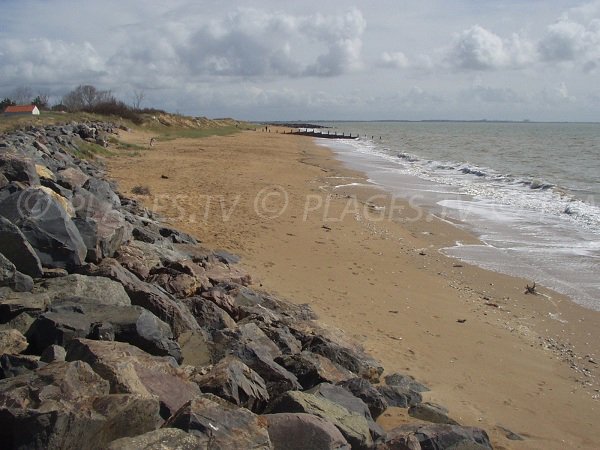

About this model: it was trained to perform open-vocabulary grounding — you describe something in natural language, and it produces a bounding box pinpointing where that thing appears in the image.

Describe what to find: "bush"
[84,100,144,125]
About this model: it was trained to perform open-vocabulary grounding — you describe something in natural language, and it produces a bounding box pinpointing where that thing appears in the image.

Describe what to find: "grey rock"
[40,344,67,363]
[0,354,45,379]
[164,393,271,449]
[265,413,350,450]
[266,390,373,450]
[182,295,237,331]
[376,385,423,408]
[66,338,200,419]
[26,299,181,361]
[0,153,40,185]
[35,274,131,307]
[56,166,89,190]
[305,335,384,383]
[308,383,385,441]
[338,377,388,419]
[196,355,269,412]
[83,177,121,208]
[377,424,492,450]
[0,252,34,292]
[384,372,429,393]
[0,188,86,269]
[0,290,49,323]
[408,402,459,425]
[275,351,355,390]
[107,428,206,450]
[0,216,43,277]
[0,360,161,449]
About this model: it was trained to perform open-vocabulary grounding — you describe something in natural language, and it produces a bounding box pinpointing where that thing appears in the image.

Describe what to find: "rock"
[0,188,86,269]
[206,262,252,286]
[0,360,161,449]
[1,311,35,335]
[408,402,459,425]
[266,390,373,450]
[0,290,49,323]
[83,177,121,208]
[35,164,56,181]
[146,269,200,298]
[178,330,213,367]
[39,185,75,217]
[384,372,429,393]
[195,355,269,412]
[107,428,206,450]
[164,393,271,449]
[265,413,350,450]
[56,167,90,191]
[497,425,525,441]
[0,153,40,185]
[377,424,493,450]
[213,323,301,398]
[0,216,43,277]
[181,295,237,331]
[275,351,355,390]
[0,173,8,189]
[259,323,303,355]
[308,383,385,441]
[338,377,388,419]
[0,353,45,378]
[66,338,200,419]
[376,385,423,408]
[0,252,34,292]
[157,226,198,245]
[35,274,131,307]
[78,259,198,338]
[0,329,28,355]
[26,299,181,361]
[40,344,67,363]
[305,335,383,383]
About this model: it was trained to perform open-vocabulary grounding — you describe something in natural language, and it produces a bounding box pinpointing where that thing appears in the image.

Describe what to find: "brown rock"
[107,428,207,450]
[265,413,350,450]
[0,329,28,355]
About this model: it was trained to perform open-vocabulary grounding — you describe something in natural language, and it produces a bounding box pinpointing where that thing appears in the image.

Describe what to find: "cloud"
[110,7,366,81]
[460,85,522,104]
[378,51,409,69]
[448,25,535,70]
[0,38,106,88]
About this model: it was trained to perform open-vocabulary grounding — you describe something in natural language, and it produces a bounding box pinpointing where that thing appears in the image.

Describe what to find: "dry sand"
[108,128,600,449]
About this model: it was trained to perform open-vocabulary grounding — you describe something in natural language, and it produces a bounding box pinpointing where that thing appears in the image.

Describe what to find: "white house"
[3,105,41,116]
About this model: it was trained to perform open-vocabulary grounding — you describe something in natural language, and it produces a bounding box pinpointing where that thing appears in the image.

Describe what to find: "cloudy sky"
[1,0,600,121]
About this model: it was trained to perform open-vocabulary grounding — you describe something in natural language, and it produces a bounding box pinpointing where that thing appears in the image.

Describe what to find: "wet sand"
[107,128,600,449]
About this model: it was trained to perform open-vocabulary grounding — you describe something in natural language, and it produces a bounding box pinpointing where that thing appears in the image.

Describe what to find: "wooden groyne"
[288,129,359,140]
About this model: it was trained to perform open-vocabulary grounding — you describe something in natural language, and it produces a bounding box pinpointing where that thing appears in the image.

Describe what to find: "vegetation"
[67,141,114,160]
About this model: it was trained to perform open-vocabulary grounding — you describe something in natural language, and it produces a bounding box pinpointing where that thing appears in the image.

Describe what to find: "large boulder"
[0,153,40,185]
[265,413,350,450]
[0,216,43,277]
[0,353,45,379]
[384,373,430,393]
[164,393,272,449]
[213,323,301,398]
[34,274,131,307]
[195,355,269,412]
[408,402,460,425]
[107,428,206,450]
[26,299,181,361]
[182,295,237,331]
[0,360,160,450]
[275,351,355,390]
[377,424,492,450]
[308,383,385,441]
[267,390,372,450]
[0,252,33,292]
[0,188,86,269]
[338,377,388,419]
[78,259,198,338]
[304,335,383,383]
[65,338,200,419]
[376,385,423,408]
[0,329,28,355]
[56,166,89,190]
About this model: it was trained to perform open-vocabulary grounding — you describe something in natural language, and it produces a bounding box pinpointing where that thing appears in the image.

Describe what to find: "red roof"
[4,105,37,113]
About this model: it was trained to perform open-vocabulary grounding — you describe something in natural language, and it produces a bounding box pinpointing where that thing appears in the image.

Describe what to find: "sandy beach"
[107,128,600,449]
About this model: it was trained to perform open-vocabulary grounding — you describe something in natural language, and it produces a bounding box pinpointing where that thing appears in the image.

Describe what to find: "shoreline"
[108,128,600,449]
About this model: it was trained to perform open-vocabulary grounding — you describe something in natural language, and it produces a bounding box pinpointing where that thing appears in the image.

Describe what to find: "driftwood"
[525,282,537,295]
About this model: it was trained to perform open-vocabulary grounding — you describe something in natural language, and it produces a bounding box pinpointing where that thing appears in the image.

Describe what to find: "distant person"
[149,137,156,147]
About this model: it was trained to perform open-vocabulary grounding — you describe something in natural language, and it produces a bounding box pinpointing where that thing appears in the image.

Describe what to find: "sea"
[313,121,600,311]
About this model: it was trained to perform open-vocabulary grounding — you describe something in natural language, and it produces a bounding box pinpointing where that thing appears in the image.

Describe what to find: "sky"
[1,0,600,121]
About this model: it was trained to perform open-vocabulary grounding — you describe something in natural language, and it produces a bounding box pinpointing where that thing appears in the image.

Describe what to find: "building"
[3,105,41,116]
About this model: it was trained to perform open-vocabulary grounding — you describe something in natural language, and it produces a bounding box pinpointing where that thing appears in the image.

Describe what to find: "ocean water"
[315,121,600,311]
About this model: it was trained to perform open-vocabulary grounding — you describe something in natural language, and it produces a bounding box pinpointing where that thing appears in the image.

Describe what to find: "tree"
[0,98,16,110]
[11,86,33,105]
[132,89,145,110]
[32,93,49,109]
[62,85,114,111]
